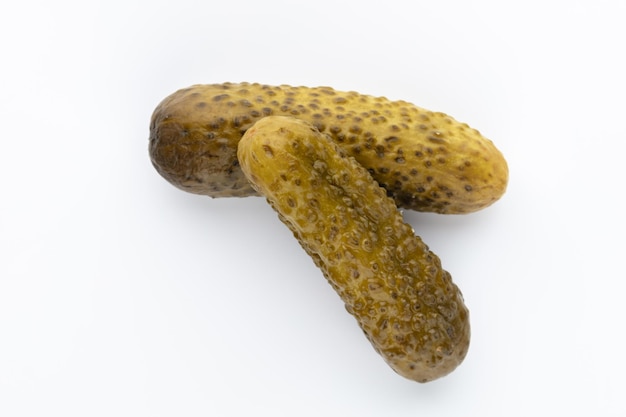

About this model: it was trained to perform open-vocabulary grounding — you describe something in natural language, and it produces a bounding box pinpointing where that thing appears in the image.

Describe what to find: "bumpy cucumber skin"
[149,82,508,214]
[237,116,470,383]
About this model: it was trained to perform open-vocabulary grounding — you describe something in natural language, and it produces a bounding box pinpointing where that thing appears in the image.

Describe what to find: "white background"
[1,0,625,415]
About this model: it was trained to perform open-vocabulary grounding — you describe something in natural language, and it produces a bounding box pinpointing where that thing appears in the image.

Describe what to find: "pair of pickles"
[149,82,508,383]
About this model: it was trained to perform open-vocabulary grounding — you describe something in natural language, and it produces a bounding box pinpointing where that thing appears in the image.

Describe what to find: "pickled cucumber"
[237,116,470,382]
[149,82,508,214]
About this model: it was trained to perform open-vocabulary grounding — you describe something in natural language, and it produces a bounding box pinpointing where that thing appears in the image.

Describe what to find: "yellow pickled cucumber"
[149,82,508,214]
[237,116,470,382]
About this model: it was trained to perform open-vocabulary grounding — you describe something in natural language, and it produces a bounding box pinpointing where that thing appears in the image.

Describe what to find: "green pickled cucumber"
[149,82,508,214]
[237,115,470,383]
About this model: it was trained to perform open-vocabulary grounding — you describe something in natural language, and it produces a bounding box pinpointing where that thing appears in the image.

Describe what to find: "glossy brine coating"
[237,116,470,382]
[149,82,508,214]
